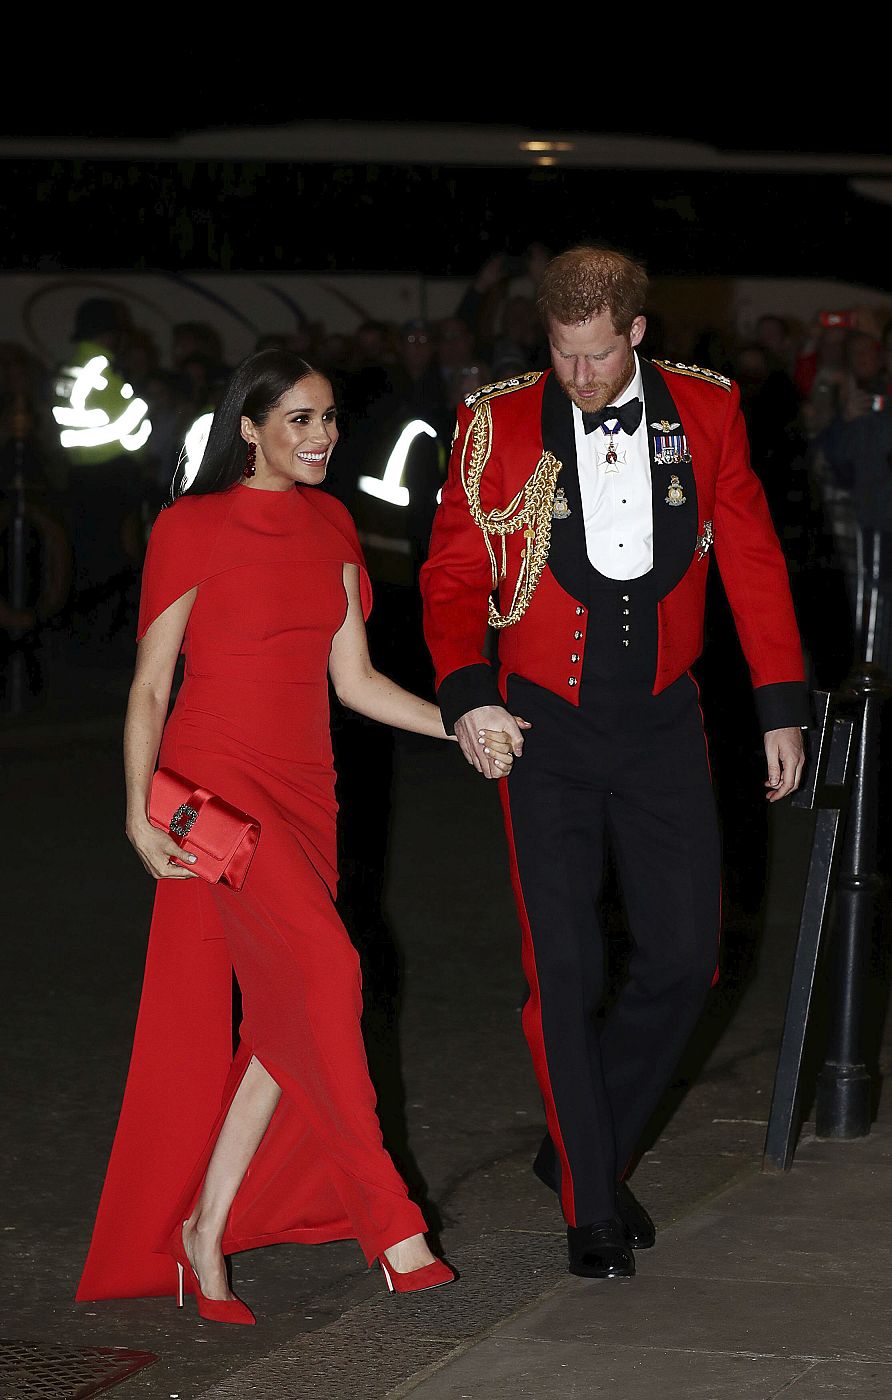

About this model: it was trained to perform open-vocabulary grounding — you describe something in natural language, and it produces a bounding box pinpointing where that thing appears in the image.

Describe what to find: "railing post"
[815,663,890,1138]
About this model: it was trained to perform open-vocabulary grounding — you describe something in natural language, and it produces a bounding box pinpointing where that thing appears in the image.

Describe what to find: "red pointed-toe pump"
[378,1253,455,1294]
[171,1223,256,1326]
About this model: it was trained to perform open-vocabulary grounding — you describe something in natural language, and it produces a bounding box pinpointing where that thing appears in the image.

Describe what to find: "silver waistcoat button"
[568,677,577,686]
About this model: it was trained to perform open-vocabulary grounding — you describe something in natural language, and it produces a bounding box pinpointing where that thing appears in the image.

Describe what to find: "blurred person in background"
[316,330,350,378]
[388,319,451,438]
[339,319,394,431]
[0,394,72,706]
[733,341,804,533]
[53,297,152,649]
[454,247,551,375]
[142,369,196,507]
[755,313,796,374]
[434,314,477,384]
[171,322,226,377]
[490,295,548,378]
[817,346,892,673]
[798,318,852,432]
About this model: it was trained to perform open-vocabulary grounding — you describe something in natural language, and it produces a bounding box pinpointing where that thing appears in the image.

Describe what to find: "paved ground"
[2,636,890,1399]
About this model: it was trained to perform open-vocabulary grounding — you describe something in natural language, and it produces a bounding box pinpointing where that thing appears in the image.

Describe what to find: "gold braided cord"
[460,399,563,629]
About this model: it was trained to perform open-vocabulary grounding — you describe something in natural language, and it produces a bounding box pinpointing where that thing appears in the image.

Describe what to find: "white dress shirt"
[572,353,653,580]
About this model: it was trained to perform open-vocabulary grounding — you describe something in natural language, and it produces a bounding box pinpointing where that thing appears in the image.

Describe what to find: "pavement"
[2,637,891,1399]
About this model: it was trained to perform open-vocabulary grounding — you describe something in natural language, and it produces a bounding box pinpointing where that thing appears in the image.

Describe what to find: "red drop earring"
[244,443,257,479]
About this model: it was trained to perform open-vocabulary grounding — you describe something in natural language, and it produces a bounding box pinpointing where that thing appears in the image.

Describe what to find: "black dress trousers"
[503,567,721,1227]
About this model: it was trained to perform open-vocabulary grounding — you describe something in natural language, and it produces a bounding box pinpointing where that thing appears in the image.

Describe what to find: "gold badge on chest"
[665,475,687,507]
[552,486,571,519]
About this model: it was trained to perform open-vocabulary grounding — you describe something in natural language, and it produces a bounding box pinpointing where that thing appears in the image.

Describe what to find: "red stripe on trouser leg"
[499,783,577,1227]
[686,669,722,988]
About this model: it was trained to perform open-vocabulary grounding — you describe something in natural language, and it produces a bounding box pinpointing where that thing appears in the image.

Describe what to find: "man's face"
[437,317,474,370]
[548,310,645,412]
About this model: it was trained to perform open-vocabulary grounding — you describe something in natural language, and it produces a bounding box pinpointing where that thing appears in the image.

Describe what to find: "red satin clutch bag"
[148,768,260,890]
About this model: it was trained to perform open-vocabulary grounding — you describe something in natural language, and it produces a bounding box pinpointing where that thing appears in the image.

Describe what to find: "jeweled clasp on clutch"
[170,803,199,837]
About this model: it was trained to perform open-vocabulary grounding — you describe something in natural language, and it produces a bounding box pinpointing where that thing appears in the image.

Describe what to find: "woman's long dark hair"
[172,348,316,499]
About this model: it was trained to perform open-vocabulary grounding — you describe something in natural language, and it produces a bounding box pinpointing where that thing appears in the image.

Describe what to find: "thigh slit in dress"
[76,483,426,1303]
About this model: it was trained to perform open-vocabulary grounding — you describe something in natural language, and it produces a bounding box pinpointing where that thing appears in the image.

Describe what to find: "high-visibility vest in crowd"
[52,339,152,467]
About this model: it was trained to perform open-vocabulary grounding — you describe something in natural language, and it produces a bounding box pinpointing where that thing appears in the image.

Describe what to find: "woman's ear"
[240,415,257,446]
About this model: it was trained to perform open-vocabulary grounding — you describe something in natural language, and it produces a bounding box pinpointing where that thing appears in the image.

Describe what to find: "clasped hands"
[456,710,806,799]
[455,706,531,780]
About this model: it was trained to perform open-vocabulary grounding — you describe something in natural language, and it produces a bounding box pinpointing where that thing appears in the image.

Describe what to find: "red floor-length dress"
[76,482,427,1302]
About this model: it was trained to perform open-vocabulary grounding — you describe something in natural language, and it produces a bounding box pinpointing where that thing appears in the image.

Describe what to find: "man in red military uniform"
[420,246,807,1280]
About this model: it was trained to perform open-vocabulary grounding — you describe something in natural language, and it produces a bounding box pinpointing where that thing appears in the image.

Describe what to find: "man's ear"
[629,315,647,350]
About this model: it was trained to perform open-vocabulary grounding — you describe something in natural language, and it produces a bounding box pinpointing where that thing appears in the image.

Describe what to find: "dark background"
[5,109,891,281]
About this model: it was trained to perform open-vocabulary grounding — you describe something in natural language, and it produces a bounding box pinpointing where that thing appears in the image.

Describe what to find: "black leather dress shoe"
[567,1220,636,1278]
[615,1180,656,1250]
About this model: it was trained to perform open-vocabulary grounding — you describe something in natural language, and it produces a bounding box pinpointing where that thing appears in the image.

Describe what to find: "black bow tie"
[582,397,643,436]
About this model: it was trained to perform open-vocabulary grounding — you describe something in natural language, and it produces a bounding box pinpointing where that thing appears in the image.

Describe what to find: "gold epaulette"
[459,384,561,629]
[654,360,732,392]
[463,370,545,410]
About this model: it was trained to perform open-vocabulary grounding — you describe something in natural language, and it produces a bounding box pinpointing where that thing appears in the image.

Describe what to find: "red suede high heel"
[378,1253,455,1294]
[172,1222,256,1325]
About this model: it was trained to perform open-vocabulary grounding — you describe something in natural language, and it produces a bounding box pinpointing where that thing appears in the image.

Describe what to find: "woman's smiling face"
[242,373,338,489]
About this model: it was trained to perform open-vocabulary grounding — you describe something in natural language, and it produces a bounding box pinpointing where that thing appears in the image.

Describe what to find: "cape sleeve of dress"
[312,491,373,620]
[136,494,232,641]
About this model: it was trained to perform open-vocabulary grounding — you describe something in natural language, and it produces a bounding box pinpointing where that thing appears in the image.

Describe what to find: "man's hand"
[764,726,806,802]
[455,706,531,780]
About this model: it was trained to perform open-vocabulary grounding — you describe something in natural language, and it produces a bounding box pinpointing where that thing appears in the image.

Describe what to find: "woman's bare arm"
[328,565,449,740]
[124,588,200,878]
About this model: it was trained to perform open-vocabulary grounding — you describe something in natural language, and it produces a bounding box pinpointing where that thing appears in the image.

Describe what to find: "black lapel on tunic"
[540,371,589,602]
[640,358,698,598]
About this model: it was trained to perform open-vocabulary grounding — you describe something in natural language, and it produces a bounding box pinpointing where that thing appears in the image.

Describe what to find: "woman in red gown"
[76,350,515,1321]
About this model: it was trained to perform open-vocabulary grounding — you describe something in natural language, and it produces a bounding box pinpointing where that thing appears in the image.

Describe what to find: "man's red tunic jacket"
[420,360,808,734]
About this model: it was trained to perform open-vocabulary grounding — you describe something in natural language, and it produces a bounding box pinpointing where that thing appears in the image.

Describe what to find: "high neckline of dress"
[235,481,300,497]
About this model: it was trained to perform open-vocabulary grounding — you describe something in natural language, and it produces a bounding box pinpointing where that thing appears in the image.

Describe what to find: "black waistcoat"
[539,362,696,700]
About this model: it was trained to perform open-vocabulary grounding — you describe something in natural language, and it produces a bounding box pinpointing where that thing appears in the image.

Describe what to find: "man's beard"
[558,346,636,413]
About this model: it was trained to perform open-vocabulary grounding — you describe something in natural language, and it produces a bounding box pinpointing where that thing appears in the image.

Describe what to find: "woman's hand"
[479,728,518,777]
[126,818,199,880]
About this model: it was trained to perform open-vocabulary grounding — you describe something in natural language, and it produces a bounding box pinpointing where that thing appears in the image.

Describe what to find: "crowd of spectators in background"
[2,247,892,710]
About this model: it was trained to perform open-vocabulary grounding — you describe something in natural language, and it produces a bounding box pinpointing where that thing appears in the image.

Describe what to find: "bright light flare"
[359,419,437,507]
